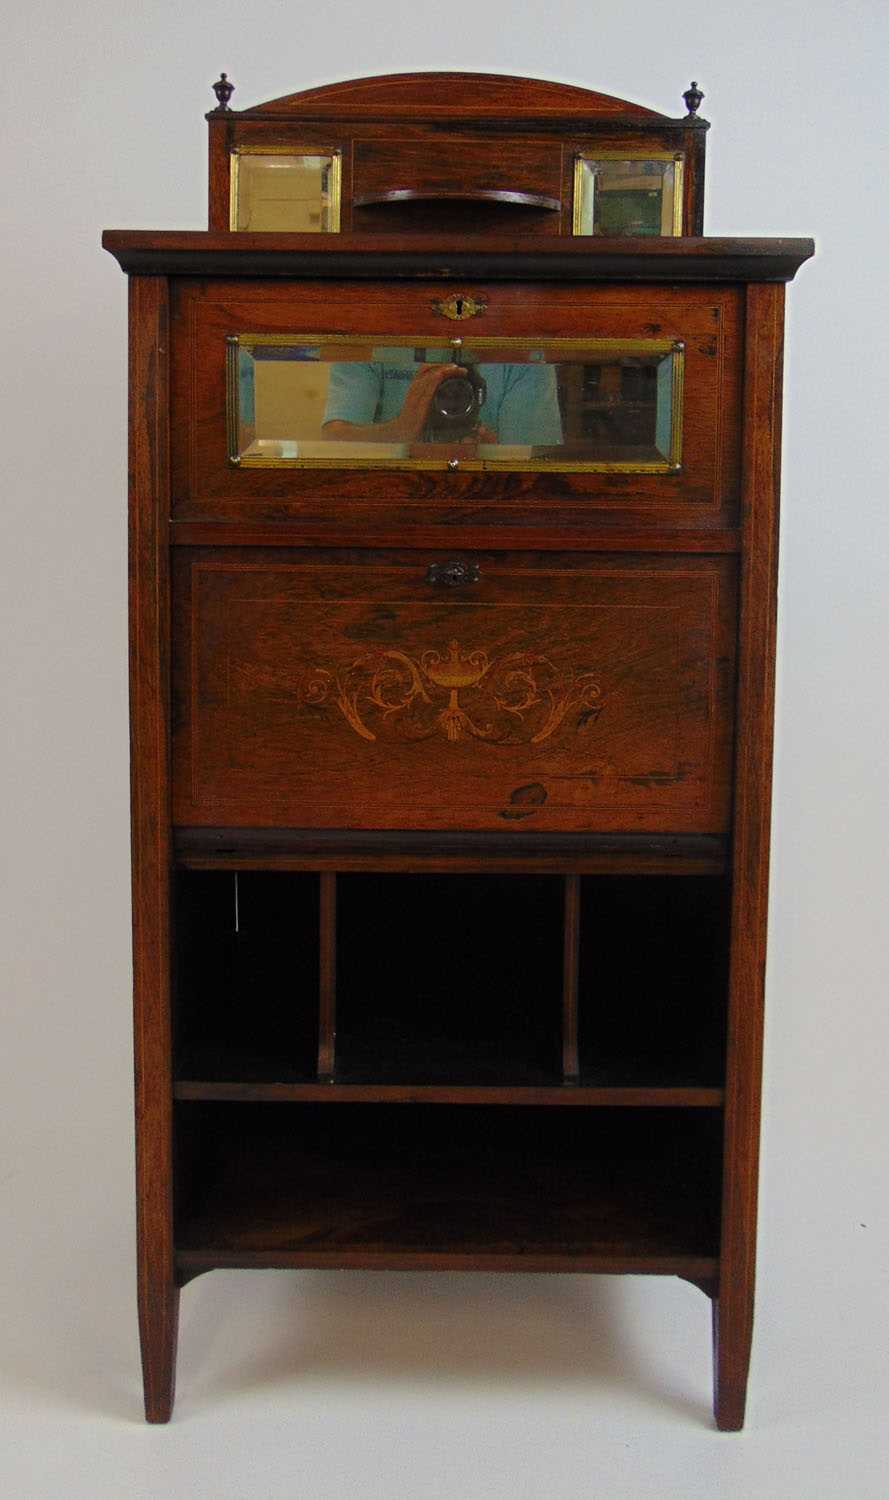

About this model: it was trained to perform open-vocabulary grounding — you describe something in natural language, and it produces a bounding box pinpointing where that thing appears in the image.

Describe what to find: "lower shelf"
[174,1080,724,1106]
[175,1104,721,1278]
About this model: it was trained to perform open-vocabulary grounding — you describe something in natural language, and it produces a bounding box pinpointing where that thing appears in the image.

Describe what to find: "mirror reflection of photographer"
[321,346,562,446]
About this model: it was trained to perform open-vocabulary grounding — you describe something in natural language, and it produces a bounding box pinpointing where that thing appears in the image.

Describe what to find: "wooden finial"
[683,81,705,117]
[211,72,235,111]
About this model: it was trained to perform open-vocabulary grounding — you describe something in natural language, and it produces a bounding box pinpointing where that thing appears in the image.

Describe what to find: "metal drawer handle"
[425,560,481,588]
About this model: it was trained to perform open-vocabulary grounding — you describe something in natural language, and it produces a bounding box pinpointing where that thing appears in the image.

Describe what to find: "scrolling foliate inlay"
[257,641,604,746]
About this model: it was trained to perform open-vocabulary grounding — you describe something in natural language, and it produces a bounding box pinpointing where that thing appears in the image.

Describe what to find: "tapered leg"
[139,1279,180,1423]
[712,1290,752,1431]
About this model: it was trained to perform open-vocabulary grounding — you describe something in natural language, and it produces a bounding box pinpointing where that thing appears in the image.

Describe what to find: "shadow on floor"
[178,1268,713,1425]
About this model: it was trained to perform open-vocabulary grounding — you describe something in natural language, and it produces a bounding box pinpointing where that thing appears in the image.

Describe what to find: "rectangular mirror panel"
[573,156,683,237]
[227,336,683,472]
[230,151,341,232]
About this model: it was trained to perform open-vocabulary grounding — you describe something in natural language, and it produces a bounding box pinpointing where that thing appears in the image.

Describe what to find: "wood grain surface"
[713,282,786,1431]
[128,276,178,1423]
[107,68,813,1427]
[171,549,737,832]
[169,279,741,521]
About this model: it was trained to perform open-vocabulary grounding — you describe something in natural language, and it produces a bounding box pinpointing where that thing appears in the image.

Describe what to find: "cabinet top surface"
[102,231,814,282]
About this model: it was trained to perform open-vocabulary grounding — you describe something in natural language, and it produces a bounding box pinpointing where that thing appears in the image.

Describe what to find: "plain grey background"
[2,0,887,1494]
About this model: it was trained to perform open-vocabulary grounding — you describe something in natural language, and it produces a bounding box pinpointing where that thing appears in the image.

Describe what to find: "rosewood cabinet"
[103,70,812,1428]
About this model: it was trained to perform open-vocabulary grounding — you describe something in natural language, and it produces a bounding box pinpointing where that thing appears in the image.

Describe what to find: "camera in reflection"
[422,351,487,442]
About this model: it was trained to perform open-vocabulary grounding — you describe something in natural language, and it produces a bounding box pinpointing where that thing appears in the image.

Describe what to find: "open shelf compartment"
[334,873,562,1085]
[175,1102,722,1275]
[174,870,320,1082]
[173,866,728,1098]
[576,876,729,1089]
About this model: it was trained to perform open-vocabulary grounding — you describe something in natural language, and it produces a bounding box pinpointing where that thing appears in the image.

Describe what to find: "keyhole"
[455,298,463,318]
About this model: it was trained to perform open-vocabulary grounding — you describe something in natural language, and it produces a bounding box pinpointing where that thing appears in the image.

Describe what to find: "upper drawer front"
[170,281,742,524]
[172,550,737,833]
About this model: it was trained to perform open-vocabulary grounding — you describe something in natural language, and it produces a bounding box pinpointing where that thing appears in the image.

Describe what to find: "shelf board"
[175,1078,723,1106]
[176,1049,317,1086]
[353,188,562,212]
[177,1246,718,1276]
[332,1028,559,1089]
[174,828,728,876]
[175,1104,721,1276]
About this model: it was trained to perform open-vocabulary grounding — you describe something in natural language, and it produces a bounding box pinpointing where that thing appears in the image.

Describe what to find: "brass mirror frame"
[572,152,685,238]
[225,333,685,473]
[229,146,343,232]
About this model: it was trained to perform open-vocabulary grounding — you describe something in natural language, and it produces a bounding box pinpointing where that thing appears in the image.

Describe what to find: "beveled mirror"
[230,149,342,231]
[573,155,683,237]
[227,334,684,472]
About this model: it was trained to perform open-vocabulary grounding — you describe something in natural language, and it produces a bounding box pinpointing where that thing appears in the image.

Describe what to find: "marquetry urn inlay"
[288,640,603,745]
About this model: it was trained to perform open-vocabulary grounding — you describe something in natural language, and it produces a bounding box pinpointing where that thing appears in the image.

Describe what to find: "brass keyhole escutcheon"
[432,294,488,320]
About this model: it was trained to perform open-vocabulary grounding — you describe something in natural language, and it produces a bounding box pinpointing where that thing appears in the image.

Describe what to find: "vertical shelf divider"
[562,874,581,1083]
[317,873,337,1080]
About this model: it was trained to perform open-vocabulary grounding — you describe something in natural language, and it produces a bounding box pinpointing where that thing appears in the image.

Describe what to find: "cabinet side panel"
[207,116,232,232]
[716,281,785,1431]
[128,275,179,1420]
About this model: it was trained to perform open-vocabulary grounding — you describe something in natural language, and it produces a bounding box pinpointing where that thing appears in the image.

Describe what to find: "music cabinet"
[103,70,813,1427]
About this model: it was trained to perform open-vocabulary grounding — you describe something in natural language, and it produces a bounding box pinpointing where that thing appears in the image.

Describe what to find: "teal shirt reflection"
[322,347,562,445]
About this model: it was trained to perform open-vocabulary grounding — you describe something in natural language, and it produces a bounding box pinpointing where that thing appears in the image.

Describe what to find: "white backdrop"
[1,2,887,1495]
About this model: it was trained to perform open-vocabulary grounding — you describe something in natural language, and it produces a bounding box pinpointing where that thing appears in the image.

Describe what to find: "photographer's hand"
[322,363,461,444]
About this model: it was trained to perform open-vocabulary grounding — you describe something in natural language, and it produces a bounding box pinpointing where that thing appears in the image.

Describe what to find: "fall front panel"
[170,280,741,519]
[171,549,736,832]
